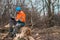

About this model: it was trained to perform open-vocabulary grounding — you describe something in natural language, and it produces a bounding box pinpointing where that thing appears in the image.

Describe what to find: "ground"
[0,24,60,40]
[32,26,60,40]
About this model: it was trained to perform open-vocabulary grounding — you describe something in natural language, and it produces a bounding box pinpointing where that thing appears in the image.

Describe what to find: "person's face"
[16,10,21,13]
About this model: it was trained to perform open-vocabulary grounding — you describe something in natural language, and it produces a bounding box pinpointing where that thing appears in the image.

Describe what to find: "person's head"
[16,6,22,12]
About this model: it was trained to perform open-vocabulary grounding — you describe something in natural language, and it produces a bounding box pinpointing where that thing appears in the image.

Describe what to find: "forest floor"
[0,24,60,40]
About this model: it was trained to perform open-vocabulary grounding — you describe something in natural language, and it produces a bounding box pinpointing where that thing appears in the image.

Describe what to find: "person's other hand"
[16,19,19,21]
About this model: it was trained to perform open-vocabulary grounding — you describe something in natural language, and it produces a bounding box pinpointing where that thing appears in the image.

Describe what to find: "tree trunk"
[47,0,54,27]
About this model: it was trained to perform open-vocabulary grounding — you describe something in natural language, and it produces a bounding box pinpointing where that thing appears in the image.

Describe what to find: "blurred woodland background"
[0,0,60,28]
[0,0,60,40]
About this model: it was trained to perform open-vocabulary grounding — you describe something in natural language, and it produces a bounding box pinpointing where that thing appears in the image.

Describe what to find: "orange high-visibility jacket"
[15,11,26,22]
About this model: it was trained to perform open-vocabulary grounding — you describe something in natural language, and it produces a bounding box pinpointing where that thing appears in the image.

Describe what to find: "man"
[10,6,26,37]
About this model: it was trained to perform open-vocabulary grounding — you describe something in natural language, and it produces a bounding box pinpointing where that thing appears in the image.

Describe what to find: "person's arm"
[22,14,26,22]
